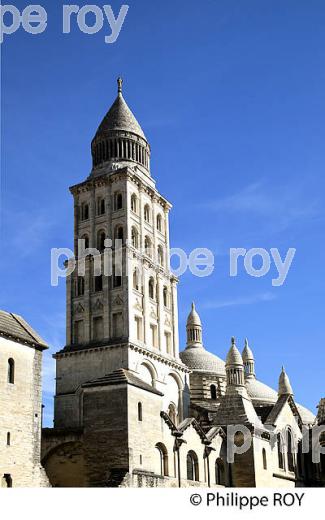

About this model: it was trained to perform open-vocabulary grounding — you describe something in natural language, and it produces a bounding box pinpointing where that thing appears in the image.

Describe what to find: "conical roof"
[242,338,254,362]
[94,78,146,140]
[278,366,293,396]
[186,302,202,327]
[226,338,243,366]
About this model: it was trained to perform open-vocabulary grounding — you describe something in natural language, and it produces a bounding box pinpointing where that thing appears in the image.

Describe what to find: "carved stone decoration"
[93,299,104,311]
[164,316,171,327]
[134,298,142,311]
[75,303,85,314]
[113,295,123,307]
[150,307,157,319]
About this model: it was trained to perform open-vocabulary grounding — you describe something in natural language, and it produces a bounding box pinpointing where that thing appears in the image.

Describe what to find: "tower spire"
[226,337,245,389]
[186,301,203,348]
[117,77,123,95]
[278,366,293,396]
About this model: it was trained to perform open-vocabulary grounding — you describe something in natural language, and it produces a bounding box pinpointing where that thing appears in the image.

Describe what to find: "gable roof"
[265,394,303,427]
[0,310,48,350]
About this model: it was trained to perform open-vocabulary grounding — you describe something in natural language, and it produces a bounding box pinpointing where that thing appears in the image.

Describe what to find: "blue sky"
[1,0,324,426]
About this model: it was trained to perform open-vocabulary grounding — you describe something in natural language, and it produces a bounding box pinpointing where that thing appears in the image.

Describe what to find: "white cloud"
[202,291,276,309]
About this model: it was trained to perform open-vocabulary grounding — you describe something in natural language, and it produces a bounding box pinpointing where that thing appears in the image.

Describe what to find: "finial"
[231,336,236,346]
[117,77,123,94]
[191,301,195,310]
[245,338,249,347]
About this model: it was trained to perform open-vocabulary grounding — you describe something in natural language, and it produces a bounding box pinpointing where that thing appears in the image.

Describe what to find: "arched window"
[8,359,15,384]
[157,245,164,266]
[156,214,163,232]
[287,429,295,472]
[131,194,138,213]
[210,384,217,400]
[156,443,169,476]
[133,268,140,291]
[114,192,123,210]
[97,230,106,252]
[277,433,285,469]
[144,204,150,223]
[97,198,105,215]
[81,234,89,251]
[144,236,152,257]
[81,202,89,221]
[76,276,85,296]
[163,286,168,307]
[138,402,142,422]
[262,448,267,470]
[115,226,124,243]
[131,227,139,249]
[7,432,11,446]
[215,458,225,485]
[149,277,155,299]
[186,451,199,481]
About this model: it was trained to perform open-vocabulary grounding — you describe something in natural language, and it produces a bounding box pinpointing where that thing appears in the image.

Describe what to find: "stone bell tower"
[53,79,187,429]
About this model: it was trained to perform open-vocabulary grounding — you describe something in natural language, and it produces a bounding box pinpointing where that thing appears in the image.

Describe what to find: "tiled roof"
[0,309,48,350]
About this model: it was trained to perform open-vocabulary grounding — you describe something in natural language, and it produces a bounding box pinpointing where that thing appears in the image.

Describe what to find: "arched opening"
[80,234,89,251]
[138,362,156,387]
[287,428,295,472]
[131,194,138,213]
[7,432,11,446]
[133,268,140,291]
[8,358,15,384]
[156,443,169,476]
[138,402,142,422]
[163,286,168,307]
[2,474,12,488]
[149,277,155,299]
[97,230,106,252]
[186,451,199,481]
[76,276,85,296]
[210,384,217,400]
[156,214,163,232]
[114,226,124,243]
[144,236,152,257]
[157,245,164,266]
[262,448,267,470]
[215,458,225,485]
[97,198,105,215]
[144,204,150,223]
[81,203,89,221]
[94,275,103,292]
[131,227,139,249]
[277,433,285,469]
[114,192,123,211]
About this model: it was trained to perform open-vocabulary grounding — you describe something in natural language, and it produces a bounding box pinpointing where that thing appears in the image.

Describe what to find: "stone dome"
[246,378,278,404]
[242,339,254,362]
[180,346,226,376]
[297,404,316,425]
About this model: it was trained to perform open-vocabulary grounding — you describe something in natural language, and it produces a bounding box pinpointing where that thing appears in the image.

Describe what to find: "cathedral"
[1,79,324,487]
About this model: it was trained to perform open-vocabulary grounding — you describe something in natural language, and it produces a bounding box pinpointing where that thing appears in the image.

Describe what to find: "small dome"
[297,404,316,425]
[278,367,293,396]
[242,338,254,362]
[186,302,202,327]
[226,338,243,366]
[180,346,225,376]
[246,378,278,404]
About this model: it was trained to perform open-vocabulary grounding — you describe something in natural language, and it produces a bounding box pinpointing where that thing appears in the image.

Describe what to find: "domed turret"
[91,78,151,175]
[180,303,225,376]
[186,302,202,346]
[226,337,245,387]
[278,366,293,396]
[242,338,255,379]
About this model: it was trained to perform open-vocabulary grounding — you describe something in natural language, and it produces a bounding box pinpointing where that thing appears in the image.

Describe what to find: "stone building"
[40,78,323,487]
[0,310,49,487]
